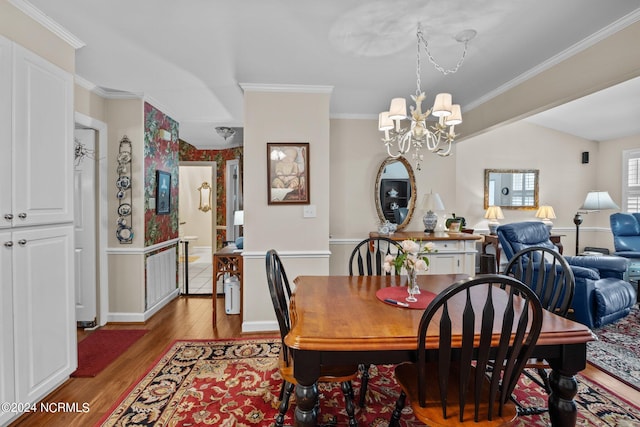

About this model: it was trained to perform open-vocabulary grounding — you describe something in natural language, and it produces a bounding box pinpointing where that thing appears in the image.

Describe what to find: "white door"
[74,128,97,326]
[0,230,15,427]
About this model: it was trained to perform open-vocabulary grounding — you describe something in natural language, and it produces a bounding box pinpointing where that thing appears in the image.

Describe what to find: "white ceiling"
[20,0,640,148]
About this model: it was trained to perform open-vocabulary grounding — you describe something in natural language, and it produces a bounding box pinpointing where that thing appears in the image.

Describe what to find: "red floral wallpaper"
[144,102,180,246]
[179,141,243,249]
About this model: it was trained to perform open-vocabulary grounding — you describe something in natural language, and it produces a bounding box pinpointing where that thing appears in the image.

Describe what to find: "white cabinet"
[0,37,74,229]
[423,239,477,276]
[0,35,76,425]
[0,231,15,427]
[12,226,76,403]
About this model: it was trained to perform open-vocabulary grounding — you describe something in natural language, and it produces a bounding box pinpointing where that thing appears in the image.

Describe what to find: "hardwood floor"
[8,295,640,427]
[8,295,269,427]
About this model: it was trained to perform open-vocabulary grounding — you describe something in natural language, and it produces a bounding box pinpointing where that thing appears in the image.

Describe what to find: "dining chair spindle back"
[265,249,359,427]
[389,274,544,426]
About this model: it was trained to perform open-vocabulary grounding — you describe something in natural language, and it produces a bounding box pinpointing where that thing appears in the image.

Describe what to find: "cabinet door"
[13,226,76,403]
[0,231,15,426]
[12,44,74,227]
[0,37,11,230]
[427,253,464,275]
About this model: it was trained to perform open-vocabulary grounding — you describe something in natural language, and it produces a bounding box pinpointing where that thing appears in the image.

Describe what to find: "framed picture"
[156,170,171,214]
[267,142,310,205]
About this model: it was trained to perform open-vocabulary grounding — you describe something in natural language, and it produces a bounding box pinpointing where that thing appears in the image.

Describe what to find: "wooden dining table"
[284,274,595,427]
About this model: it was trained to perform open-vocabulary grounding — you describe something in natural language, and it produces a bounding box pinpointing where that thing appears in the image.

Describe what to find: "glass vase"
[406,268,418,302]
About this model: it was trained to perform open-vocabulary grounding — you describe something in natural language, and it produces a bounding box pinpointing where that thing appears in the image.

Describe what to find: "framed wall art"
[267,142,310,205]
[156,170,171,214]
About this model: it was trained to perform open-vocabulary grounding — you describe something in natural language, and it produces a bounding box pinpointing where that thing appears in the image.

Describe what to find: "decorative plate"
[117,203,132,216]
[116,226,134,243]
[117,217,127,226]
[116,190,127,199]
[117,151,131,164]
[116,176,131,190]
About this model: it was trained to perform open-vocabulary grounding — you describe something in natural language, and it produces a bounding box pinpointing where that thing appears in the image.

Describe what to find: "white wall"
[241,86,331,332]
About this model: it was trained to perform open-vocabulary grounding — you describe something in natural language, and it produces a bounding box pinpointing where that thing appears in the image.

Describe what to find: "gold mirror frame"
[198,181,212,212]
[484,169,539,210]
[375,157,416,230]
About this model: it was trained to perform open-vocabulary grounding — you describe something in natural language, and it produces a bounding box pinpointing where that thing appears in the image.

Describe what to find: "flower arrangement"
[383,239,436,274]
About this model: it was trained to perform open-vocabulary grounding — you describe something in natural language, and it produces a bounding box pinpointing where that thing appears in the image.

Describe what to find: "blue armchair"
[610,212,640,283]
[497,221,636,329]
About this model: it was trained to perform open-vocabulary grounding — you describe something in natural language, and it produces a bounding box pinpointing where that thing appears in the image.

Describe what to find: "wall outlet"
[303,205,316,218]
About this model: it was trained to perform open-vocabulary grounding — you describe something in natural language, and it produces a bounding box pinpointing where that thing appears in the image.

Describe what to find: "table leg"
[546,343,586,427]
[291,350,320,426]
[547,370,578,426]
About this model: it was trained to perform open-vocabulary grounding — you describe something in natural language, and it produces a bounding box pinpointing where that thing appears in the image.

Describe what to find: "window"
[623,149,640,212]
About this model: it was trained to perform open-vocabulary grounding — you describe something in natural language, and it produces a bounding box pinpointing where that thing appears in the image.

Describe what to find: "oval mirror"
[375,157,416,230]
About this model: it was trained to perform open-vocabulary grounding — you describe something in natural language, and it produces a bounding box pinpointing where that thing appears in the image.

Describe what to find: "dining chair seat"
[394,362,518,426]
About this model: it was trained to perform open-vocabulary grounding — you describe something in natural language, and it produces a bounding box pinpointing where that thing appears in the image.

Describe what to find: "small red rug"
[72,329,148,377]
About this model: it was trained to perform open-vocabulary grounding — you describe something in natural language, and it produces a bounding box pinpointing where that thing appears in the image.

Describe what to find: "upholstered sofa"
[610,212,640,283]
[497,221,636,329]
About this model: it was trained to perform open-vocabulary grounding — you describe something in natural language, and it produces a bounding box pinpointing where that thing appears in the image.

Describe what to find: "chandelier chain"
[417,25,470,76]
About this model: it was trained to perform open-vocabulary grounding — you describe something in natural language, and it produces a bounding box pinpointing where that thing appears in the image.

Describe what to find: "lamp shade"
[378,112,393,131]
[233,210,244,226]
[388,98,407,120]
[580,191,619,211]
[444,104,462,126]
[432,93,452,117]
[484,206,504,220]
[535,205,556,220]
[421,192,445,212]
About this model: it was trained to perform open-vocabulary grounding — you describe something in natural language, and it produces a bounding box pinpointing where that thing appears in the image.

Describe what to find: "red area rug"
[98,338,640,426]
[72,329,148,377]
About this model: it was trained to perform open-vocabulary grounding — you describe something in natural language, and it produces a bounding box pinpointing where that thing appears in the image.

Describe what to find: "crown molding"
[9,0,85,49]
[466,8,640,111]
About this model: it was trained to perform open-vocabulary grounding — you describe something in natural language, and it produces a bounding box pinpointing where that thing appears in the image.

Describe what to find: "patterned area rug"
[99,338,640,427]
[587,304,640,391]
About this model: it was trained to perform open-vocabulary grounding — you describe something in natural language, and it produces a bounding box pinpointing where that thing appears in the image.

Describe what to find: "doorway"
[74,112,108,327]
[178,162,216,294]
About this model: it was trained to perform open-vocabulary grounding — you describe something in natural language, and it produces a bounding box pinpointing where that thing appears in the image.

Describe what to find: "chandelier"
[215,126,236,141]
[378,24,476,170]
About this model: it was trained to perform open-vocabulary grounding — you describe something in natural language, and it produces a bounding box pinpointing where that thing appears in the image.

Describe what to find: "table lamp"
[421,191,445,233]
[484,206,504,235]
[573,191,618,255]
[535,205,556,232]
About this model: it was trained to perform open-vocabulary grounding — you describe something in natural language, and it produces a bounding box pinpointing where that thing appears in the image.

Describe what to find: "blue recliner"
[497,221,636,329]
[610,212,640,283]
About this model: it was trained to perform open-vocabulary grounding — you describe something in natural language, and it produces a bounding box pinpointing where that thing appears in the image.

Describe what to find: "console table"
[482,233,564,272]
[369,231,482,276]
[212,246,243,327]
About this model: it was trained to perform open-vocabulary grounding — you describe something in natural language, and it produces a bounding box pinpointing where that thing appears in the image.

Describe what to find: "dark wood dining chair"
[502,245,575,414]
[265,249,358,427]
[348,236,403,407]
[348,236,403,276]
[388,274,544,426]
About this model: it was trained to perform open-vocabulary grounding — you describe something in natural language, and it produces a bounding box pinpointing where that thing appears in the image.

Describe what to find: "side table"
[212,246,243,327]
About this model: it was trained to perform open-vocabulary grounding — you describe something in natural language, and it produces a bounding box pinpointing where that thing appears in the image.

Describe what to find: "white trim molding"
[9,0,85,49]
[241,250,331,259]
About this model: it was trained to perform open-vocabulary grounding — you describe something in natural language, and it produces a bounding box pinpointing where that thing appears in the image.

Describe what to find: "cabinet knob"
[4,214,13,220]
[4,241,13,248]
[17,239,27,246]
[18,213,27,219]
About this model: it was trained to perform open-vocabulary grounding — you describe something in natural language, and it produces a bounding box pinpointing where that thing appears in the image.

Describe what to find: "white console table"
[369,231,482,276]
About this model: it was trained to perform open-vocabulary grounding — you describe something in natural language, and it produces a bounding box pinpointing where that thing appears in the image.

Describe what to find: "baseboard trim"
[242,320,279,333]
[107,289,180,323]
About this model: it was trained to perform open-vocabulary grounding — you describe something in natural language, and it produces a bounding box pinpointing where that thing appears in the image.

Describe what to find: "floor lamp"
[573,191,619,255]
